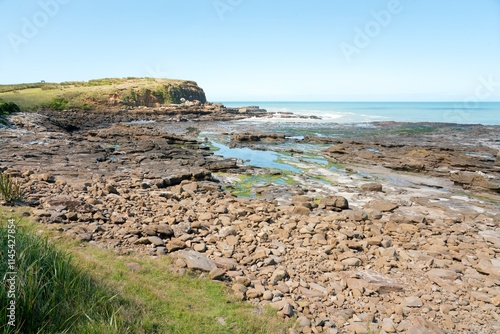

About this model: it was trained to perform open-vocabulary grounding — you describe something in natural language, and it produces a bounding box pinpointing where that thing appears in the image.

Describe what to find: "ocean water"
[220,102,500,125]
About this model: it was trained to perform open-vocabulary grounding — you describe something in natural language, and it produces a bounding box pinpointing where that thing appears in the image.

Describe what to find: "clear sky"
[1,0,499,101]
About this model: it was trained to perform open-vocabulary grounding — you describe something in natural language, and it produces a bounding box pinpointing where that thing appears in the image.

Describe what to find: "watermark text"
[7,0,71,53]
[5,218,17,328]
[340,0,412,63]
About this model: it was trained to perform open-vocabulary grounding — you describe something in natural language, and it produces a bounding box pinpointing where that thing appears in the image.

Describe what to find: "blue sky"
[0,0,499,101]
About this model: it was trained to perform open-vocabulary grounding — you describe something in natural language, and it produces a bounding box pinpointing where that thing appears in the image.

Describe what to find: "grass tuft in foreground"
[0,218,134,334]
[0,172,25,204]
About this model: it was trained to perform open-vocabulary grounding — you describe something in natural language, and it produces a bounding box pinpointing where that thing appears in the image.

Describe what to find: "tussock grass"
[0,172,25,204]
[0,210,291,333]
[0,217,133,334]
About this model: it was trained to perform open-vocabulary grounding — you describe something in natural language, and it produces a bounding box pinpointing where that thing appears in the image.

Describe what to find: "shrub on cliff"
[0,99,21,115]
[0,99,20,126]
[45,97,69,111]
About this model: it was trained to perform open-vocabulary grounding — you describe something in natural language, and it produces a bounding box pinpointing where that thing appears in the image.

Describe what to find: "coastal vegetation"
[0,171,25,204]
[0,78,206,111]
[0,210,292,334]
[0,99,20,125]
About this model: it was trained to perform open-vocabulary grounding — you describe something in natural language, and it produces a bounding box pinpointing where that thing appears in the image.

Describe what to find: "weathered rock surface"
[322,123,500,194]
[1,115,499,334]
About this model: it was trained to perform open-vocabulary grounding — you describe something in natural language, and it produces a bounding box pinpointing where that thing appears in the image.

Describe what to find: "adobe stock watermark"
[7,0,71,54]
[145,65,170,79]
[444,75,499,123]
[5,218,17,328]
[339,0,412,63]
[213,0,244,21]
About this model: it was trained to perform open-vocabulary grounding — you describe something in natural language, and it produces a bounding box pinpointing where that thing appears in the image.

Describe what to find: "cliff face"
[166,81,207,104]
[124,80,207,107]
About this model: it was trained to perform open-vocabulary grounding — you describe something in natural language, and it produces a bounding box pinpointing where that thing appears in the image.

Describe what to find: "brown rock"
[405,296,423,308]
[147,236,165,246]
[209,268,226,280]
[246,288,263,299]
[360,183,383,192]
[349,271,403,294]
[292,206,310,216]
[342,258,362,267]
[367,200,399,212]
[110,213,127,224]
[319,196,349,211]
[271,268,289,284]
[407,317,446,334]
[156,224,174,237]
[166,239,186,252]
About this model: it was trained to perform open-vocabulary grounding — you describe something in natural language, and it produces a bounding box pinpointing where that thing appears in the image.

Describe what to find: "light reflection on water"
[210,141,300,173]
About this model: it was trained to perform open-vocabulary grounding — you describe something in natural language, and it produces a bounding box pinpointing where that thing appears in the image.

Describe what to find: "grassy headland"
[0,78,207,111]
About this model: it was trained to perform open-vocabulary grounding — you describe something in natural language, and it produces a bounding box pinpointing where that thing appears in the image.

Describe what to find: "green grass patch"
[0,209,291,333]
[0,214,132,334]
[0,78,204,111]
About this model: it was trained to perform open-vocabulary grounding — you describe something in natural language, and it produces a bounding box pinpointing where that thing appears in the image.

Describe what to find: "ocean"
[219,102,500,125]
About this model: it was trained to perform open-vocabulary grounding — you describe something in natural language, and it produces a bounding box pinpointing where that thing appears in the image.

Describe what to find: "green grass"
[0,209,291,333]
[0,215,129,334]
[0,78,203,111]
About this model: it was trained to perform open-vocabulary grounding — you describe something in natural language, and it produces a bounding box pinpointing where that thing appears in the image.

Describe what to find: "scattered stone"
[405,296,423,308]
[342,258,362,267]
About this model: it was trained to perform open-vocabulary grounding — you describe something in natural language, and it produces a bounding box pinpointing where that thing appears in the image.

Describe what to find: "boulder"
[176,250,217,272]
[318,196,349,211]
[450,171,500,193]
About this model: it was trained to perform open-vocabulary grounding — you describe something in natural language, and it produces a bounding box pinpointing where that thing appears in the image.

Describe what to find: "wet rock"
[231,133,286,142]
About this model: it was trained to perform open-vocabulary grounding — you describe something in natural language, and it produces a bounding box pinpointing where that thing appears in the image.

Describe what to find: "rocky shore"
[1,110,499,334]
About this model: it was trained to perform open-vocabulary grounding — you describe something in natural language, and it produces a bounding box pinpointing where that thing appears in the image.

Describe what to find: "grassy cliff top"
[0,77,206,110]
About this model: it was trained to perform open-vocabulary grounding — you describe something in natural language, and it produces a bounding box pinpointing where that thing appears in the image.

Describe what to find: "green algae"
[220,172,297,198]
